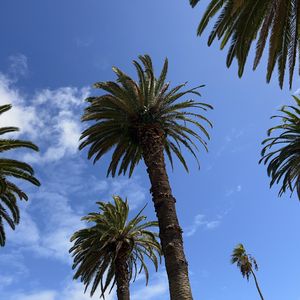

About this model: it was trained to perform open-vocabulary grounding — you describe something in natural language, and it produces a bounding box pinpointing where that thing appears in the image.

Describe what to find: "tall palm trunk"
[140,126,193,300]
[251,269,264,300]
[115,255,130,300]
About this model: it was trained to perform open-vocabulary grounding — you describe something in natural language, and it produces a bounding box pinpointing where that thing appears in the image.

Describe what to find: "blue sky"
[0,1,299,299]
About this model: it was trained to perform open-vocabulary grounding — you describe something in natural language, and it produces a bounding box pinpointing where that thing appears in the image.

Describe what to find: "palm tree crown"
[260,96,300,199]
[231,243,258,280]
[231,243,264,300]
[79,54,213,176]
[70,196,161,298]
[190,0,300,88]
[0,104,40,246]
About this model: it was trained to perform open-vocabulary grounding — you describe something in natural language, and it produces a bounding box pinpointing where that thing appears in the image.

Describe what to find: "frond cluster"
[231,243,258,280]
[80,55,212,177]
[260,96,300,199]
[70,196,161,298]
[0,104,40,246]
[191,0,300,88]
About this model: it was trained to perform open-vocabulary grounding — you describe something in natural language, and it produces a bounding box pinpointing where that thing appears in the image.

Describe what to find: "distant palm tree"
[79,55,212,299]
[231,244,264,300]
[70,196,161,300]
[190,0,300,88]
[260,96,300,199]
[0,104,40,246]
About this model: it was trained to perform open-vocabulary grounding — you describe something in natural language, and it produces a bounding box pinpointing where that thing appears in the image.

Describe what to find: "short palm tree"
[190,0,300,88]
[70,196,161,300]
[260,96,300,199]
[231,243,264,300]
[79,55,212,299]
[0,104,40,246]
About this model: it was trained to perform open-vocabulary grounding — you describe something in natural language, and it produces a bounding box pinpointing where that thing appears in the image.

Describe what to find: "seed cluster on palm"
[260,96,300,199]
[191,0,300,88]
[70,196,161,300]
[79,55,213,300]
[0,104,40,246]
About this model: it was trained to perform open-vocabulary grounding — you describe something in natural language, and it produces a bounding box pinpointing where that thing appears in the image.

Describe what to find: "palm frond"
[260,96,300,199]
[191,0,300,89]
[0,104,40,246]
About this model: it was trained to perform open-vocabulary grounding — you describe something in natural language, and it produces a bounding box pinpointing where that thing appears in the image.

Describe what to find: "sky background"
[0,1,299,299]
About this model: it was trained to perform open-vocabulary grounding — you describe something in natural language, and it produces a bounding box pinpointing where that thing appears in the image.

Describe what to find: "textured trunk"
[115,255,130,300]
[251,270,264,300]
[140,126,193,300]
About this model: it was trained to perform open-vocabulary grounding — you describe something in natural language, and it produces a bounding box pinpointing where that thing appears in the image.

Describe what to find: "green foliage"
[79,54,213,177]
[260,96,300,199]
[191,0,300,88]
[231,243,258,280]
[70,196,161,298]
[0,104,40,247]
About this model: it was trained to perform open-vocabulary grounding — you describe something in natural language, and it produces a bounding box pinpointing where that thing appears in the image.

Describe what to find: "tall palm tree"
[260,96,300,199]
[70,196,161,300]
[79,55,212,299]
[190,0,300,89]
[231,243,264,300]
[0,104,40,246]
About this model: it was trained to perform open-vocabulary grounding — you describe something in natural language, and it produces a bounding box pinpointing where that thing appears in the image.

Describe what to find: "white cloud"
[6,208,40,246]
[24,86,90,163]
[15,191,86,263]
[0,74,38,136]
[7,281,115,300]
[60,281,115,300]
[185,214,221,237]
[8,53,28,77]
[132,273,168,300]
[0,63,90,163]
[109,177,146,210]
[5,162,147,264]
[13,291,56,300]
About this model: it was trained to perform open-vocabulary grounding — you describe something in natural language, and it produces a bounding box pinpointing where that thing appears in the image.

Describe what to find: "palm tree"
[260,96,300,199]
[0,104,40,246]
[79,55,212,299]
[190,0,300,89]
[70,196,161,300]
[231,243,264,300]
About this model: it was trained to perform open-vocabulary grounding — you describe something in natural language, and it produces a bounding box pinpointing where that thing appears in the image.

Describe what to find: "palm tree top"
[260,96,300,199]
[70,195,161,298]
[190,0,300,89]
[231,243,258,280]
[0,104,40,247]
[79,54,213,177]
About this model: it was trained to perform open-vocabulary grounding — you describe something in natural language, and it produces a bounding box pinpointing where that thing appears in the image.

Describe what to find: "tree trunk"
[251,270,264,300]
[115,255,130,300]
[140,126,193,300]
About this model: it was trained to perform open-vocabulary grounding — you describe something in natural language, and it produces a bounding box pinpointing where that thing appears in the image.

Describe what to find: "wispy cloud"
[0,275,14,288]
[74,37,94,48]
[8,53,28,78]
[109,177,147,210]
[131,272,168,300]
[7,281,115,300]
[5,157,147,264]
[216,128,245,157]
[225,184,242,197]
[185,214,221,237]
